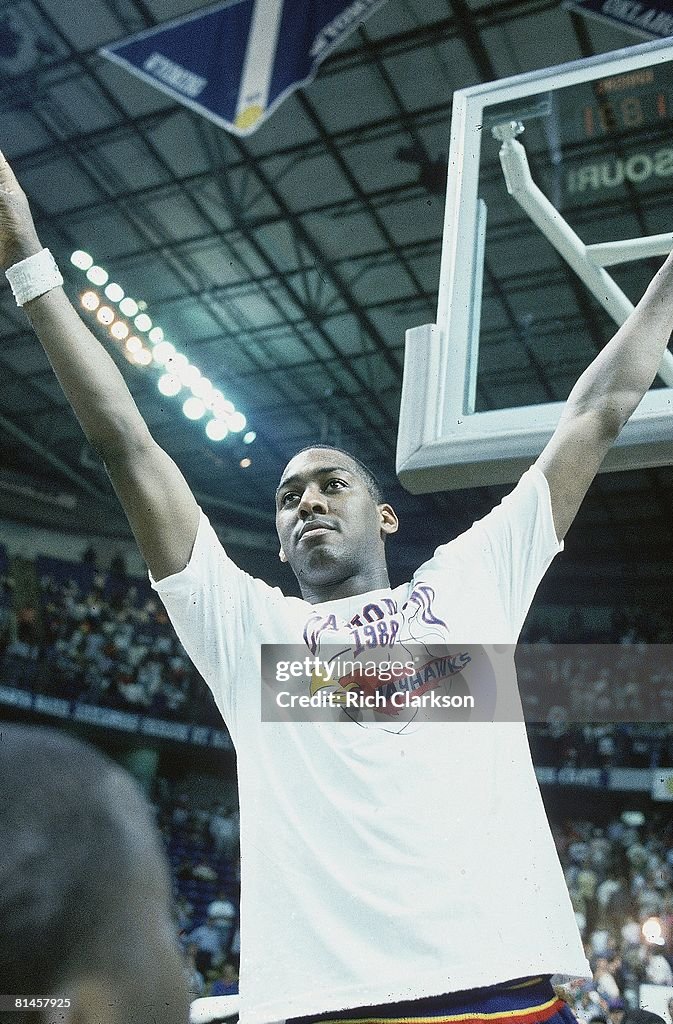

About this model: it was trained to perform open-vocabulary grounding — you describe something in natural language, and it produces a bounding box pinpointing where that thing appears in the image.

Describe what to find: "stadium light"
[104,282,124,303]
[97,306,115,325]
[134,313,152,332]
[87,266,108,286]
[179,364,201,388]
[119,297,139,317]
[206,419,229,441]
[191,376,213,400]
[80,291,100,311]
[71,250,94,270]
[166,353,188,374]
[158,374,181,397]
[111,321,129,340]
[183,396,206,420]
[71,250,252,444]
[153,342,176,366]
[227,411,246,433]
[211,393,235,416]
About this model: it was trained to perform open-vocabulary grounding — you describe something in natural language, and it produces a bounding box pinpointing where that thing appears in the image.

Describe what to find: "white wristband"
[5,248,63,307]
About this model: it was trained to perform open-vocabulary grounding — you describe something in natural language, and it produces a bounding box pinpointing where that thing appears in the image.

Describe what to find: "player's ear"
[279,547,287,563]
[379,503,398,537]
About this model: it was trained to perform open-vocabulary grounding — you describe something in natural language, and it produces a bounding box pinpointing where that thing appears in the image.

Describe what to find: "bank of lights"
[71,250,253,447]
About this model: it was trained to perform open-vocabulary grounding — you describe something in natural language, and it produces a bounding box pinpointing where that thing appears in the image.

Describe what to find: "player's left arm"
[537,249,673,541]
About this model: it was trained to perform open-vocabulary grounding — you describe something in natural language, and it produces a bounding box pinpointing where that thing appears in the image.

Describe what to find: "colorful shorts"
[286,976,578,1024]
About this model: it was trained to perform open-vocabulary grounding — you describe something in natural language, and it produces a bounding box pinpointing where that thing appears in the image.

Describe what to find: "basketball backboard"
[397,37,673,492]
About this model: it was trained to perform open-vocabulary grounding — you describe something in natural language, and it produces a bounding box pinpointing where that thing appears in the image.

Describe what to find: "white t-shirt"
[151,466,591,1024]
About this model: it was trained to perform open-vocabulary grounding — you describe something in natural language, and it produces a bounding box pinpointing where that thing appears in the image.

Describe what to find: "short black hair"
[290,445,384,504]
[623,1012,666,1024]
[0,725,164,1007]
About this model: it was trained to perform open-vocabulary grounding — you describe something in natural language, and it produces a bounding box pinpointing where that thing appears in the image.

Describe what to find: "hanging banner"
[100,0,388,136]
[563,0,673,40]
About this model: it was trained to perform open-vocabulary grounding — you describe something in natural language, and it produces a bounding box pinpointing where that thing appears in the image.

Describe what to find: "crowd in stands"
[3,551,673,767]
[517,639,673,730]
[0,551,222,727]
[148,775,241,998]
[529,722,673,770]
[553,815,673,1019]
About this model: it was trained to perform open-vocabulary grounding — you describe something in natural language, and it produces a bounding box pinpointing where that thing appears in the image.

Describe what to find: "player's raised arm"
[537,249,673,542]
[0,149,199,581]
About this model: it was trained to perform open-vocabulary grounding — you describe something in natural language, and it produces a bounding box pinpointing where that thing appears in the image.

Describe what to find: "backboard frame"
[397,37,673,494]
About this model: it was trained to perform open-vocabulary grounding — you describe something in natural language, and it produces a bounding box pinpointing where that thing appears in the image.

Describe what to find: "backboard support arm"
[494,120,673,387]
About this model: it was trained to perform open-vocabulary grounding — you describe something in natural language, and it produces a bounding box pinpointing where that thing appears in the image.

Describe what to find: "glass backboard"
[397,37,673,492]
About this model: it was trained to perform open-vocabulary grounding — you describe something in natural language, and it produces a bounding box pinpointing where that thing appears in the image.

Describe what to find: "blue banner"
[564,0,673,39]
[100,0,388,135]
[0,683,233,750]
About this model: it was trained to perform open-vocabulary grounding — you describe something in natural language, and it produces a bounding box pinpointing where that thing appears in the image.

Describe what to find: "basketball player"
[0,724,189,1024]
[1,149,671,1024]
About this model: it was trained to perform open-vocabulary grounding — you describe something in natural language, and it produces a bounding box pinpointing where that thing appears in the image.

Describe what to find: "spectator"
[187,914,225,976]
[82,545,97,567]
[0,577,16,653]
[644,948,673,986]
[1,561,223,728]
[594,956,621,1002]
[184,944,205,999]
[597,876,622,911]
[172,793,191,828]
[573,987,607,1024]
[209,804,239,860]
[192,859,218,882]
[207,889,236,953]
[110,552,127,578]
[211,961,239,997]
[174,894,194,932]
[608,999,626,1024]
[591,926,614,958]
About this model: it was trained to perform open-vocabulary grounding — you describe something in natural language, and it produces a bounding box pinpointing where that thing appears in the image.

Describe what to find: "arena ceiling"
[1,0,672,608]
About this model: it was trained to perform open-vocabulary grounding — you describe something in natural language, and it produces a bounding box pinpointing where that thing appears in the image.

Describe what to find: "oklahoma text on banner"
[563,0,673,40]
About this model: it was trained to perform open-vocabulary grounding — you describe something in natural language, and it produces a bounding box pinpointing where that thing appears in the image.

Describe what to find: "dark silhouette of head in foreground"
[0,724,189,1024]
[622,1012,666,1024]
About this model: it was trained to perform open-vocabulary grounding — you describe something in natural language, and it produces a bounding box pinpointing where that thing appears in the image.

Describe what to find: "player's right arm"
[0,149,199,582]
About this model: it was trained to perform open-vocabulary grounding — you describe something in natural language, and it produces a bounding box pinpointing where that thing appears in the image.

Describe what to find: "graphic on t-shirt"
[300,583,483,726]
[303,584,447,655]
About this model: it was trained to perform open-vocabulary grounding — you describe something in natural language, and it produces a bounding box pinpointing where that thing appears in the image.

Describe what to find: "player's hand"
[0,149,42,272]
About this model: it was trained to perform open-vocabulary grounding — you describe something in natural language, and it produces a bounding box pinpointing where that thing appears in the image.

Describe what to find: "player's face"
[275,449,396,592]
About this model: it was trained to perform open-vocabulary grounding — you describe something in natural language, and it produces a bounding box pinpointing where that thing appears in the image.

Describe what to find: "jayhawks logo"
[299,585,495,727]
